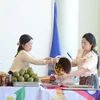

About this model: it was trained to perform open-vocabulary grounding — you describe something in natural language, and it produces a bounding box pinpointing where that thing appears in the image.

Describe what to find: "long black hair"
[15,34,33,57]
[82,33,99,69]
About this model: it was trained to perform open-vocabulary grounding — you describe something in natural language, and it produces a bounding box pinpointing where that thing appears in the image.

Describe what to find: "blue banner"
[48,2,61,75]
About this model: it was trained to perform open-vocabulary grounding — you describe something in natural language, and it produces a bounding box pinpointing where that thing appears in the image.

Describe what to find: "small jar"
[7,74,13,86]
[0,75,2,86]
[1,74,7,86]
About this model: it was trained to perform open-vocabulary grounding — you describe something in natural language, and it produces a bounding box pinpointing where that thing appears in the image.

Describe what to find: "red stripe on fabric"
[74,91,96,100]
[47,87,65,90]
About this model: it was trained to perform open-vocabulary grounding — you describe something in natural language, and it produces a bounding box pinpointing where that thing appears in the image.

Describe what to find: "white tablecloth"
[0,86,100,100]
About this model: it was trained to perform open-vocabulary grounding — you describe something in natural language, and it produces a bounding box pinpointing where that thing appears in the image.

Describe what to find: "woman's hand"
[52,58,59,64]
[45,57,59,64]
[56,73,69,81]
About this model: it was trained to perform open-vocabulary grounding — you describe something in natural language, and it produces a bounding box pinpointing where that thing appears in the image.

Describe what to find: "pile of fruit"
[12,67,39,82]
[55,64,65,75]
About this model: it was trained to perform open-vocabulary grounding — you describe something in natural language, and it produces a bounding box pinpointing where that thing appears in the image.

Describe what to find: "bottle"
[1,75,6,86]
[7,74,13,86]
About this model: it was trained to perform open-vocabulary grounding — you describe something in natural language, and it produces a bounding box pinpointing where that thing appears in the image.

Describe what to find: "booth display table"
[0,86,100,100]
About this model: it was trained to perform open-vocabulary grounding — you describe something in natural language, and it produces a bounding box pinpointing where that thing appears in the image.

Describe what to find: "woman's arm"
[57,68,90,81]
[71,48,81,67]
[20,51,57,65]
[71,61,77,67]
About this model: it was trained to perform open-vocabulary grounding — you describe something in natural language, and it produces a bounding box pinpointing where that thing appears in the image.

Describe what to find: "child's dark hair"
[58,57,71,73]
[15,34,33,57]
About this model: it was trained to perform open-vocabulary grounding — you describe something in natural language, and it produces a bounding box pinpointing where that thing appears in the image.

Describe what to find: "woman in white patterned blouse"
[57,33,99,88]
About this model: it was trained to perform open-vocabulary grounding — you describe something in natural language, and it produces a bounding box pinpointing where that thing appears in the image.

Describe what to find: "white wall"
[56,0,79,59]
[0,0,100,76]
[78,0,100,53]
[56,0,100,54]
[0,0,52,76]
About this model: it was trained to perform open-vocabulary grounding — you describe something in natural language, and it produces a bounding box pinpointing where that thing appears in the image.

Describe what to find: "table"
[0,86,100,100]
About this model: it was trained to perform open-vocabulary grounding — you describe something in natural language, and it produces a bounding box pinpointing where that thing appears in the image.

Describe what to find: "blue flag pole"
[48,1,61,76]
